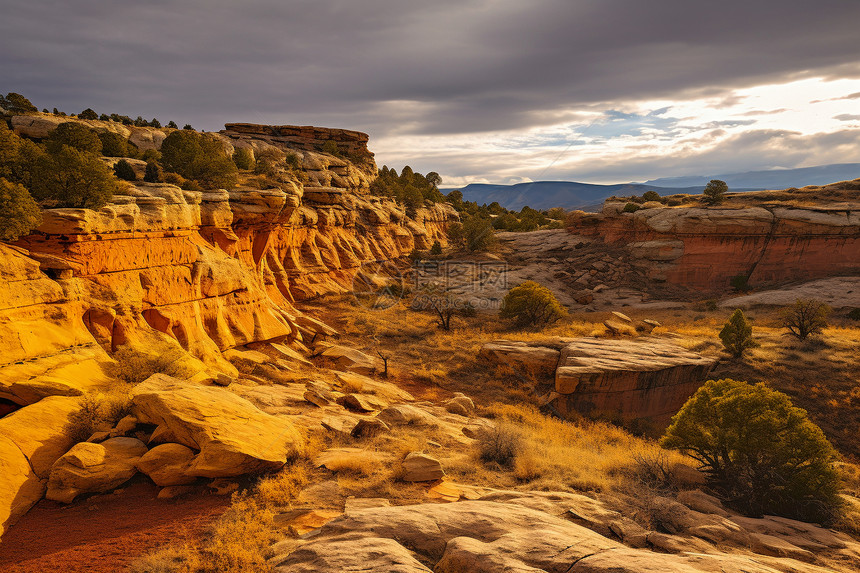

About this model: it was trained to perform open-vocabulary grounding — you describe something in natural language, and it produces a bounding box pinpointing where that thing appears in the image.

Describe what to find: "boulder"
[478,341,559,377]
[319,345,378,374]
[351,418,389,438]
[444,394,474,416]
[552,338,716,427]
[131,374,304,477]
[378,404,439,427]
[46,437,148,503]
[401,452,444,482]
[136,443,197,486]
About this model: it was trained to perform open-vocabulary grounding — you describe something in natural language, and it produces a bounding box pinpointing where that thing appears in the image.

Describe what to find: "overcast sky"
[3,0,860,184]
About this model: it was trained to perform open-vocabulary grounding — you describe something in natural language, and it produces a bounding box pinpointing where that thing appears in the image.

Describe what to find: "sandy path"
[0,479,230,573]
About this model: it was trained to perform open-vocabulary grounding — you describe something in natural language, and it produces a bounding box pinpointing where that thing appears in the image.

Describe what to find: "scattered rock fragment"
[401,452,444,482]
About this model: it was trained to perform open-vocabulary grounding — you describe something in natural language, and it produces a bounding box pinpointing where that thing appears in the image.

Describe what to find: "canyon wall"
[4,121,457,395]
[569,201,860,292]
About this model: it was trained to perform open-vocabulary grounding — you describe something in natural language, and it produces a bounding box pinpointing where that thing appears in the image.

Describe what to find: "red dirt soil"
[0,479,230,573]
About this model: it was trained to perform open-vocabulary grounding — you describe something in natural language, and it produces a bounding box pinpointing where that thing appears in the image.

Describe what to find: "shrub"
[463,216,497,252]
[780,298,831,341]
[99,113,110,121]
[141,149,161,163]
[107,347,196,385]
[143,161,162,183]
[182,124,193,130]
[718,308,757,358]
[160,130,238,189]
[163,172,186,186]
[97,131,129,157]
[446,221,464,248]
[500,280,567,328]
[661,379,841,522]
[113,159,137,181]
[150,118,161,128]
[622,202,640,213]
[45,122,102,154]
[429,240,442,256]
[232,147,255,170]
[29,145,117,208]
[65,390,132,443]
[1,92,37,114]
[703,179,728,205]
[849,308,860,321]
[667,199,682,207]
[167,120,178,129]
[321,140,339,155]
[477,424,523,467]
[78,108,98,120]
[641,190,661,202]
[0,178,42,240]
[253,147,285,177]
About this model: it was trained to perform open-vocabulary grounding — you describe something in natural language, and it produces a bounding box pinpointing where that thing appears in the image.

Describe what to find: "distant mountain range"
[448,163,860,212]
[643,163,860,190]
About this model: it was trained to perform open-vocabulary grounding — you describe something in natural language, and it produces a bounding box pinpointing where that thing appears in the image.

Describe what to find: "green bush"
[446,222,464,248]
[140,149,161,163]
[1,93,37,114]
[167,120,178,129]
[113,159,136,181]
[232,147,255,170]
[780,298,831,341]
[144,161,162,183]
[622,202,640,213]
[321,140,339,155]
[78,108,98,120]
[641,190,661,202]
[661,379,841,522]
[429,240,442,256]
[0,178,42,240]
[500,280,567,328]
[160,130,238,189]
[97,131,129,157]
[29,145,117,208]
[45,122,102,154]
[703,179,728,205]
[719,309,757,358]
[463,216,497,252]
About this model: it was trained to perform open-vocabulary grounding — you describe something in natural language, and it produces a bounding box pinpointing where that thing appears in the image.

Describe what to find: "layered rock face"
[570,202,860,292]
[6,123,455,375]
[480,337,716,429]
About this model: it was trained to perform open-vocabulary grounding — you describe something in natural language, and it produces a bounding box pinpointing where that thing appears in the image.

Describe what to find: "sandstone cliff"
[4,121,455,381]
[569,199,860,292]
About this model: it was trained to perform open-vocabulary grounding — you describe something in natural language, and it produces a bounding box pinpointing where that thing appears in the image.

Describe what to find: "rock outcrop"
[273,495,860,572]
[46,437,148,503]
[569,202,860,292]
[481,337,716,429]
[131,374,304,477]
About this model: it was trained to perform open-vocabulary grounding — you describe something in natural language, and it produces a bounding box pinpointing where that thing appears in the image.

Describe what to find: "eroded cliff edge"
[568,198,860,292]
[3,122,457,395]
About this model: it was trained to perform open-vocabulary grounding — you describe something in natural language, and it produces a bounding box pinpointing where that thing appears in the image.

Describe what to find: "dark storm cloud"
[3,0,860,137]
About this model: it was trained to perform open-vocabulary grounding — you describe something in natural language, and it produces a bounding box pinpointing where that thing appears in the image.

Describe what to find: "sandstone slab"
[136,443,196,486]
[46,437,148,503]
[131,374,304,477]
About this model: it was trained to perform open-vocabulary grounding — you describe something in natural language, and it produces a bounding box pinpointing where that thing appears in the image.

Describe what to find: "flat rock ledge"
[481,337,716,429]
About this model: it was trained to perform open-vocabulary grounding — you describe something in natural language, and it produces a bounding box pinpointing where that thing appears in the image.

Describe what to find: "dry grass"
[65,386,133,443]
[475,403,691,493]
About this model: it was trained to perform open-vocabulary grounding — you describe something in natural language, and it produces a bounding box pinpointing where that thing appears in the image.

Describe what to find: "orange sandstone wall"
[570,203,860,291]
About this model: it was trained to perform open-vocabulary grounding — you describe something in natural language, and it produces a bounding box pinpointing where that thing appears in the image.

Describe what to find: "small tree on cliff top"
[661,379,841,522]
[703,179,728,205]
